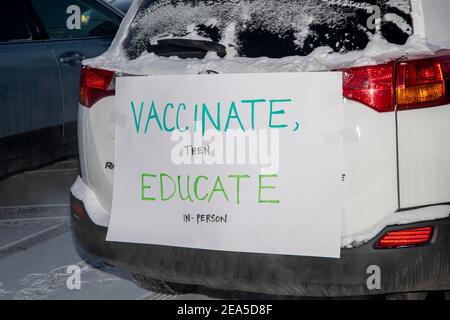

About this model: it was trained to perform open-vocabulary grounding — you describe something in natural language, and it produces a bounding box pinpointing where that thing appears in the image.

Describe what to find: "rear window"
[123,0,413,60]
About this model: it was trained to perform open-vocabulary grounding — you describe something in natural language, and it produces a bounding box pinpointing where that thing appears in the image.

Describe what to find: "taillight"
[343,63,395,112]
[343,53,450,112]
[80,66,115,108]
[375,226,433,249]
[70,195,87,221]
[396,60,446,110]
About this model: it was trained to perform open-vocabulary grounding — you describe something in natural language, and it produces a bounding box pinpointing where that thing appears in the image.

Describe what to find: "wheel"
[385,292,428,300]
[132,274,194,295]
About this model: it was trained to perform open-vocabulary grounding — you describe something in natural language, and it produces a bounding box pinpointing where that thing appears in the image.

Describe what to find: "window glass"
[29,0,121,39]
[124,0,413,60]
[104,0,134,13]
[0,3,31,42]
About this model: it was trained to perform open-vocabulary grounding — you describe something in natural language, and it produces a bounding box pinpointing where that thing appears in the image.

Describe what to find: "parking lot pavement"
[0,160,212,300]
[0,227,150,300]
[0,159,80,208]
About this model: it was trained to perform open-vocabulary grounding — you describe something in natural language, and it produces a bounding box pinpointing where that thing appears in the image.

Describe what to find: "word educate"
[130,98,297,135]
[141,173,280,205]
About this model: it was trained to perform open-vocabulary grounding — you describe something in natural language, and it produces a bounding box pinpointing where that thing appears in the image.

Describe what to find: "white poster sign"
[107,72,343,258]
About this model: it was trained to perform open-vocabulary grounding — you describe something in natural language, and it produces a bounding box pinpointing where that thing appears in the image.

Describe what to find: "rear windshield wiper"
[147,39,227,59]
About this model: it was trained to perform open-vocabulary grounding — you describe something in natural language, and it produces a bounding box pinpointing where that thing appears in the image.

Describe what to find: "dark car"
[0,0,124,178]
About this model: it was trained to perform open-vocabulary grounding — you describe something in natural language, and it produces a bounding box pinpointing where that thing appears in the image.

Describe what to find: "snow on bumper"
[71,176,110,227]
[341,205,450,248]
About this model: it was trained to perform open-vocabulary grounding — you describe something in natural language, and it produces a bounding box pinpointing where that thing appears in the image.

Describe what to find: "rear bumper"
[71,194,450,297]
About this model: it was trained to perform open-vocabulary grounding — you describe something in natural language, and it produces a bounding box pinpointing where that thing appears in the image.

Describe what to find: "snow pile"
[85,34,434,75]
[341,205,450,248]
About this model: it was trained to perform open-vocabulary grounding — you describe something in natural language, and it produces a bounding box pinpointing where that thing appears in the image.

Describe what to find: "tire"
[385,292,428,300]
[132,274,194,295]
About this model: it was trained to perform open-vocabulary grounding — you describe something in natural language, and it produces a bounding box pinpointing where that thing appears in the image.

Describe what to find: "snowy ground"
[0,160,210,300]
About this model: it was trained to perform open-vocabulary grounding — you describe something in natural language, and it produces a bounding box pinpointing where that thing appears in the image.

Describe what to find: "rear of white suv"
[71,0,450,297]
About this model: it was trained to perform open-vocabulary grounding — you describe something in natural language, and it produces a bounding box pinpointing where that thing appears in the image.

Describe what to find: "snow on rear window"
[123,0,413,60]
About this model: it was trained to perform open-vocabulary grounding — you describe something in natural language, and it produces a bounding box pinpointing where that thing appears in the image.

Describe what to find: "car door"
[26,0,122,146]
[0,1,64,177]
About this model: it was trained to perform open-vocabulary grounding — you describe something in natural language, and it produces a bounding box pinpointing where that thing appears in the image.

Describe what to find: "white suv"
[71,0,450,298]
